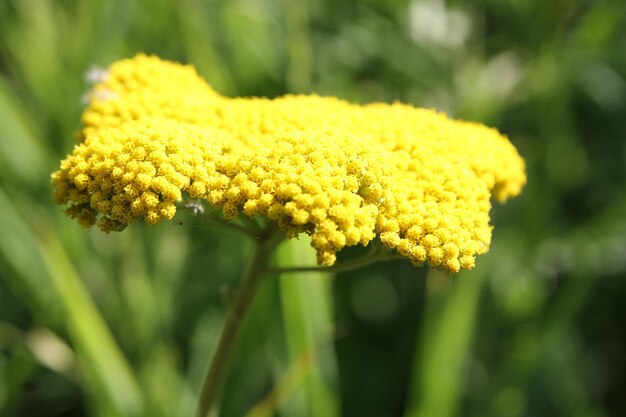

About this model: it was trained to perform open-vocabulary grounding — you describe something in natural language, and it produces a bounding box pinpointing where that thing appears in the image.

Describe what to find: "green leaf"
[405,269,485,417]
[276,236,340,417]
[38,229,145,417]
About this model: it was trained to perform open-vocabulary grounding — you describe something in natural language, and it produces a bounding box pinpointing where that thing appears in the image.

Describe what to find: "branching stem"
[178,201,259,238]
[203,213,259,237]
[195,224,283,417]
[270,244,403,275]
[192,212,401,416]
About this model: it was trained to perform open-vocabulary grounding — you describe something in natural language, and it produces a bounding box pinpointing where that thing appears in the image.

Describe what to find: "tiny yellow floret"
[52,54,526,273]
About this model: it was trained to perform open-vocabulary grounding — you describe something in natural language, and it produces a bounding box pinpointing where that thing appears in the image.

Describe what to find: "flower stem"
[270,244,403,275]
[202,212,259,237]
[196,225,283,417]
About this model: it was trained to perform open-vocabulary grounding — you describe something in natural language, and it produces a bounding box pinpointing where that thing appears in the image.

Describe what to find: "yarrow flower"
[52,54,526,273]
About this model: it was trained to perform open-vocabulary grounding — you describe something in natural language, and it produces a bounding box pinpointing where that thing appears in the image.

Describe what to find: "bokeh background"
[1,0,625,416]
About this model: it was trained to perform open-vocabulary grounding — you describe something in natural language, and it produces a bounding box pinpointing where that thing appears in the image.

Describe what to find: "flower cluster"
[52,54,525,272]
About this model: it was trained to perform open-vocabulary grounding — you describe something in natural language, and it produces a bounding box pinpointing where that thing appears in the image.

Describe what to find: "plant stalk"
[270,245,403,275]
[196,226,283,417]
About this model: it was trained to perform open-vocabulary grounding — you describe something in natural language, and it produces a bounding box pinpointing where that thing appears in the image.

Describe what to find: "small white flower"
[85,66,109,84]
[184,199,206,216]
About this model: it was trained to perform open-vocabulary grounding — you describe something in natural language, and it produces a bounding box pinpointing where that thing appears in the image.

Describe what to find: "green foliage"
[0,0,624,416]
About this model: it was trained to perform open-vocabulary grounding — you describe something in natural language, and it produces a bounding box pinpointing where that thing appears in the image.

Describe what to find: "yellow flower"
[52,54,526,272]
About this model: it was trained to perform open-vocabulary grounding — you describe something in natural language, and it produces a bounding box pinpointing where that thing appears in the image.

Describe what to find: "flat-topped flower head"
[52,54,526,273]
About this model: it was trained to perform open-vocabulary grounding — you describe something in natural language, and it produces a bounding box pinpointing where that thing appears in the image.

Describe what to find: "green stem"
[239,216,263,236]
[178,200,259,237]
[270,245,403,275]
[202,212,258,237]
[195,225,284,417]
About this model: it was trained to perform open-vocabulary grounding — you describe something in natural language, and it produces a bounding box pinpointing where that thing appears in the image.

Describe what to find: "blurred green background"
[0,0,625,416]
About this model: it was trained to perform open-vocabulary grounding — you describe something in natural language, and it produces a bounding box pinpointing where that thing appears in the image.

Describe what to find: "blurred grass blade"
[244,341,315,417]
[276,237,339,417]
[405,269,485,417]
[283,0,313,92]
[37,228,144,417]
[0,76,49,185]
[173,0,234,94]
[0,189,57,318]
